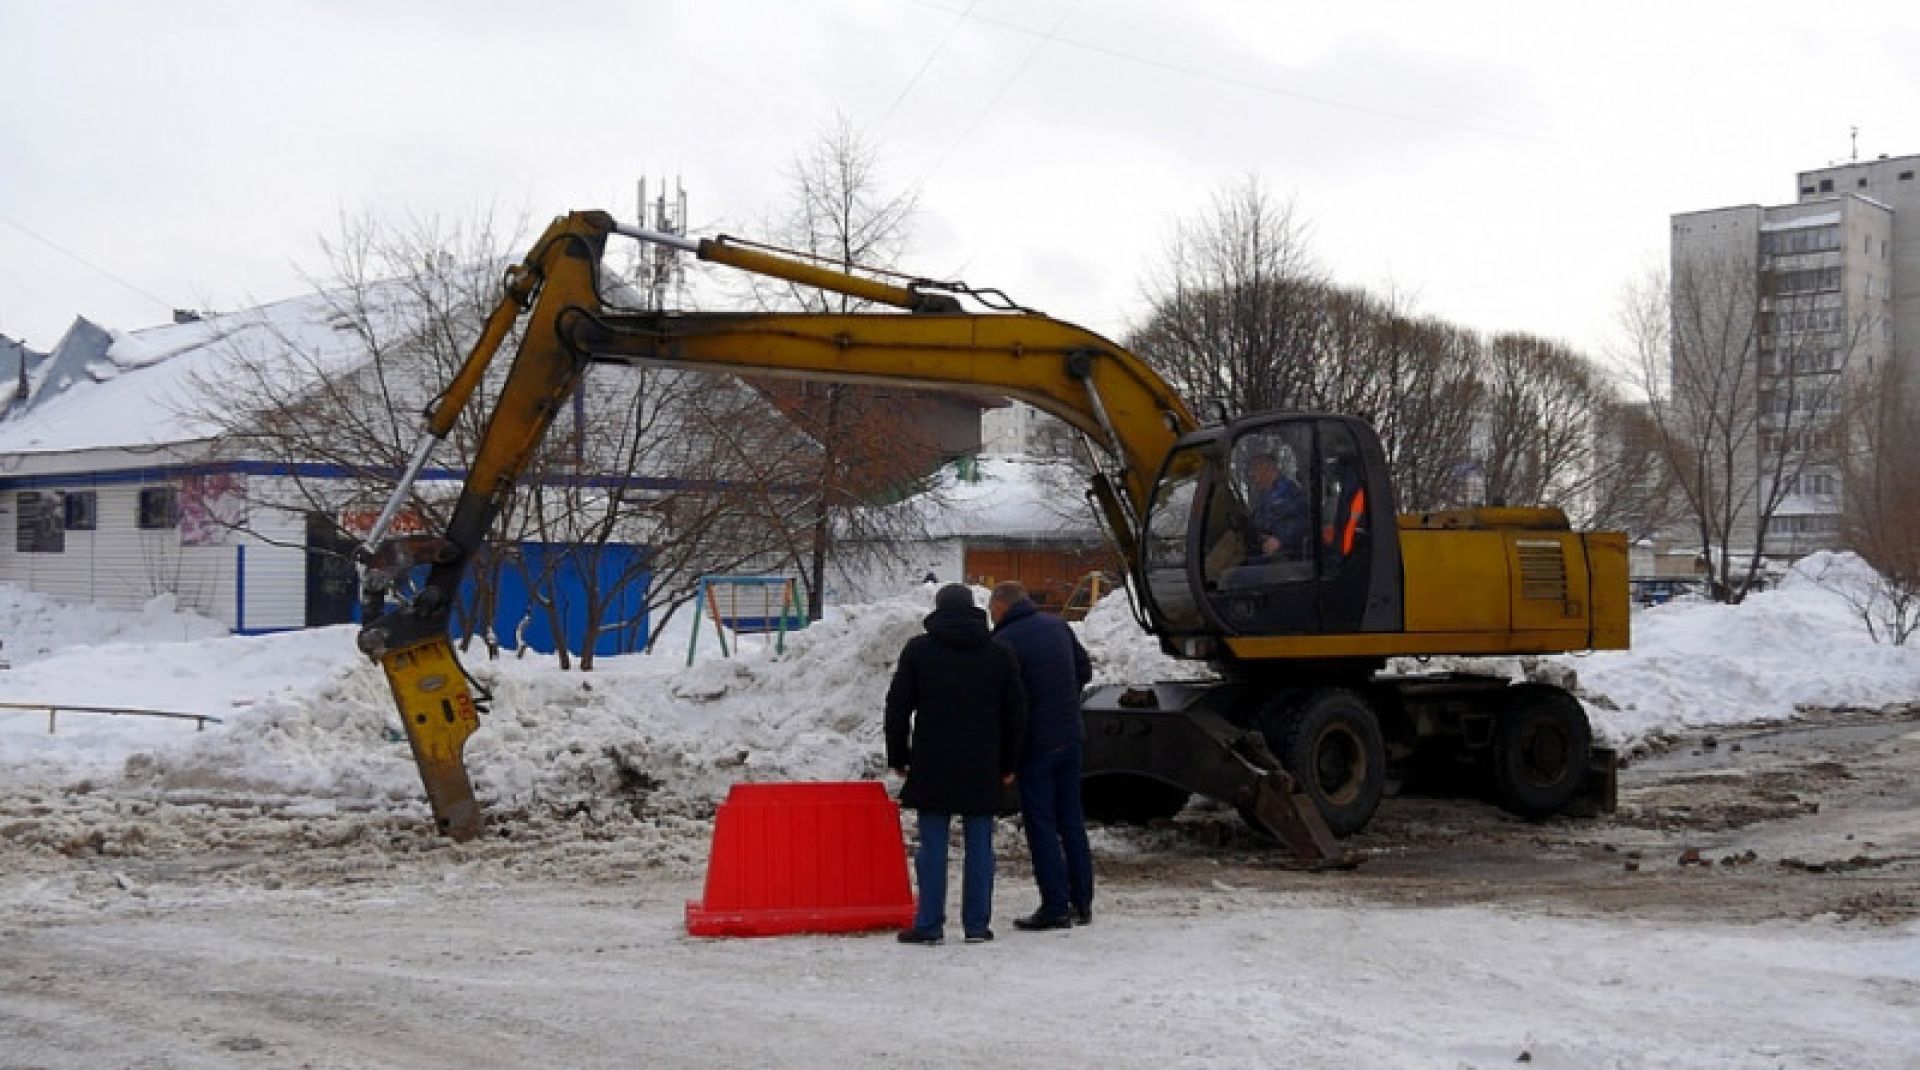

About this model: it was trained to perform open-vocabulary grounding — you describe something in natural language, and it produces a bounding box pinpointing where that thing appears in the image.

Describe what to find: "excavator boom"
[357,211,1198,842]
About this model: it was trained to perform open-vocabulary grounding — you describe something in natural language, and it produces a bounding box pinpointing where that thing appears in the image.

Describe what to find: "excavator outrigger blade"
[1238,769,1353,868]
[1082,684,1359,868]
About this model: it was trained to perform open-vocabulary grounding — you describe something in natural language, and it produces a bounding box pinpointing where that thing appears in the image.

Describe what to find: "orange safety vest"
[1323,487,1366,555]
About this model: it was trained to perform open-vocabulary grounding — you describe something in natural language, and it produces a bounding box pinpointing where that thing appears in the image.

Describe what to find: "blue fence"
[465,542,651,657]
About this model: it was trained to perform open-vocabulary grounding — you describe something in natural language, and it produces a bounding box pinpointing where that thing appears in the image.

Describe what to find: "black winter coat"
[885,604,1028,815]
[992,599,1093,755]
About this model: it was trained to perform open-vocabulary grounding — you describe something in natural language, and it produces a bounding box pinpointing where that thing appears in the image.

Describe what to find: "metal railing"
[0,701,224,735]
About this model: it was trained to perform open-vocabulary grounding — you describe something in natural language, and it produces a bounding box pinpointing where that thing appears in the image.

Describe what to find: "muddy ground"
[2,703,1915,928]
[1111,702,1920,926]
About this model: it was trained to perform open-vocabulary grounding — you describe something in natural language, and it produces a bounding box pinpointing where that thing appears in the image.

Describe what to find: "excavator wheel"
[1262,688,1387,837]
[1081,774,1192,826]
[1489,684,1592,819]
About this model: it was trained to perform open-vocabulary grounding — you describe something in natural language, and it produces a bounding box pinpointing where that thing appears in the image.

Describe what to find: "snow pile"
[0,587,227,665]
[0,625,363,785]
[1077,589,1212,687]
[873,455,1099,540]
[1567,553,1920,743]
[2,555,1917,814]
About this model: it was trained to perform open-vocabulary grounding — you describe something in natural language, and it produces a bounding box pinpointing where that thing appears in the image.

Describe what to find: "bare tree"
[1130,177,1323,419]
[1128,185,1483,513]
[1824,361,1920,644]
[184,211,797,663]
[183,212,522,640]
[507,364,800,668]
[1619,251,1874,603]
[1302,298,1479,512]
[1580,398,1687,540]
[744,114,951,619]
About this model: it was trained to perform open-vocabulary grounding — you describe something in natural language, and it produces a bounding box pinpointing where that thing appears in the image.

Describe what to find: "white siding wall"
[238,497,308,631]
[0,479,314,632]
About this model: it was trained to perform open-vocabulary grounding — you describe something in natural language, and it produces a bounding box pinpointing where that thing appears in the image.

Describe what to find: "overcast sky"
[2,1,1917,365]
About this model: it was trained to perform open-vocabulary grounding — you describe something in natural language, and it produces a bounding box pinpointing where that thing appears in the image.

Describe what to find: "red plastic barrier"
[685,781,915,937]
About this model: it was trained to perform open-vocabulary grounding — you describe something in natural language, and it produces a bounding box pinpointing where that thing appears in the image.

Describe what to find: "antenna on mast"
[1850,125,1859,163]
[632,176,688,311]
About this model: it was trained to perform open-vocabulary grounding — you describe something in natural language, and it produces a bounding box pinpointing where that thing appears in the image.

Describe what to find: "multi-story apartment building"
[1670,153,1912,558]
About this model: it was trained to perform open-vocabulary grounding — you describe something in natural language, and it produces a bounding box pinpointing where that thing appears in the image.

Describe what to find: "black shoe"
[964,928,994,943]
[897,928,943,946]
[1013,910,1072,932]
[1071,904,1093,927]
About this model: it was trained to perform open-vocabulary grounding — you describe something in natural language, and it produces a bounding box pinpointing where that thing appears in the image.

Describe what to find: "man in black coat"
[886,584,1027,945]
[989,581,1096,930]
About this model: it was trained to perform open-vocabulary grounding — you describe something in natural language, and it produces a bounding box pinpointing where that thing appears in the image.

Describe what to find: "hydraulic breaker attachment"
[379,637,484,840]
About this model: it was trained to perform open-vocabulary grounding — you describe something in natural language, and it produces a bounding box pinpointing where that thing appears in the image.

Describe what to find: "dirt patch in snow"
[1099,703,1920,926]
[4,706,1917,932]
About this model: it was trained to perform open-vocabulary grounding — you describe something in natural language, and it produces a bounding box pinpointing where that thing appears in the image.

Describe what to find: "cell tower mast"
[634,176,688,311]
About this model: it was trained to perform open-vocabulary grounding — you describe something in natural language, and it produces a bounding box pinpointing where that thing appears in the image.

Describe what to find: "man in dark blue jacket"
[989,581,1095,930]
[886,584,1027,945]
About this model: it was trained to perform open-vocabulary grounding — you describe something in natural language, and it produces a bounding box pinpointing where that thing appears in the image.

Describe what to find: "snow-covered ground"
[2,563,1918,1067]
[6,555,1915,806]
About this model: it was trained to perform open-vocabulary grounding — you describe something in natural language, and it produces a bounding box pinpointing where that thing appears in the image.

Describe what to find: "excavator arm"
[356,210,1195,841]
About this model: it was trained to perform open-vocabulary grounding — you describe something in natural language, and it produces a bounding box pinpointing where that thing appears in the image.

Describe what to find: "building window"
[63,490,97,531]
[1764,267,1840,296]
[16,492,64,553]
[1800,184,1817,195]
[138,487,180,530]
[1760,226,1841,255]
[1818,179,1833,192]
[1858,178,1869,188]
[1900,171,1914,181]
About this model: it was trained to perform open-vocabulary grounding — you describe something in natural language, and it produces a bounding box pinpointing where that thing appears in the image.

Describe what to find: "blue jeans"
[911,811,995,937]
[1019,742,1093,918]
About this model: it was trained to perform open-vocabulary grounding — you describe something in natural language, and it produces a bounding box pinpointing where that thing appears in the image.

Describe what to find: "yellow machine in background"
[356,211,1627,860]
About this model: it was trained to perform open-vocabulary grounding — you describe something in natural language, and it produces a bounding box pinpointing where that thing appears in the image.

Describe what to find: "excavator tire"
[1490,684,1592,818]
[1264,688,1387,837]
[1081,774,1192,826]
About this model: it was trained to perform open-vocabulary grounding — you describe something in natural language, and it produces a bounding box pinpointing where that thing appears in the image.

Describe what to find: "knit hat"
[934,583,974,612]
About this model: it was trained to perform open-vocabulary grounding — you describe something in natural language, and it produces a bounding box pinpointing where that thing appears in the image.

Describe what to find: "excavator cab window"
[1141,447,1209,633]
[1177,417,1385,637]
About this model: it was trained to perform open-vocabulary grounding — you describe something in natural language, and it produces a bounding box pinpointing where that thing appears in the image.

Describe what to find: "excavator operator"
[1248,450,1310,560]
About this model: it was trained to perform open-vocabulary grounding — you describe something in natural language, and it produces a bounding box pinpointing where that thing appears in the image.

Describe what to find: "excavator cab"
[1138,413,1404,652]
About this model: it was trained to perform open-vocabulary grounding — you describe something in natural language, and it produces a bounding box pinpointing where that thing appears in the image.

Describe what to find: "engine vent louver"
[1516,539,1568,601]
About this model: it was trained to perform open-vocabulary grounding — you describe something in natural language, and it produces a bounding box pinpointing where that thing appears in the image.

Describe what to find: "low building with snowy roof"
[829,454,1119,612]
[0,285,673,653]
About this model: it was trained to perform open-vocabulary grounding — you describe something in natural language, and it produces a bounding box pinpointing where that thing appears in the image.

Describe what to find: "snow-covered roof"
[908,455,1103,541]
[0,335,44,414]
[0,285,407,458]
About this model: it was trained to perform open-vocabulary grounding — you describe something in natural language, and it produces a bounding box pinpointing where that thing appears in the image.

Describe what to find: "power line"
[0,210,178,314]
[875,0,981,133]
[910,5,1074,195]
[904,0,1551,144]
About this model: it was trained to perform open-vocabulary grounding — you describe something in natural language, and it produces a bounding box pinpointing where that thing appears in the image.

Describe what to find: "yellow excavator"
[356,210,1628,862]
